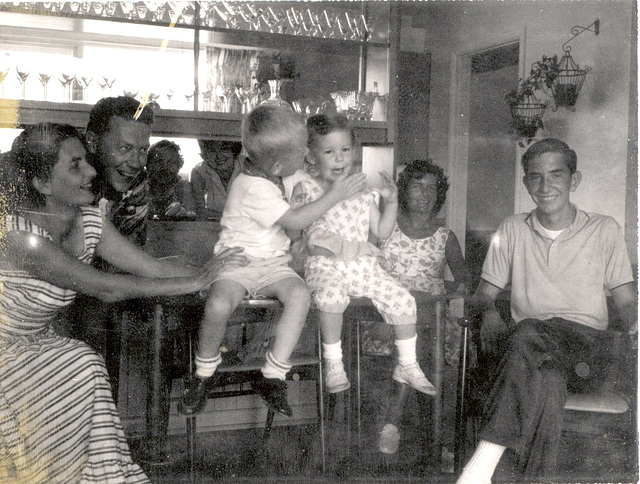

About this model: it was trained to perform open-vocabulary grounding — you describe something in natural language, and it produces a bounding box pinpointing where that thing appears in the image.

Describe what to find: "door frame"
[446,28,527,254]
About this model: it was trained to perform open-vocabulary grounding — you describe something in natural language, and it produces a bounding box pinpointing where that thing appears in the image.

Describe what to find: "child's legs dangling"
[196,280,247,377]
[259,277,311,379]
[305,257,351,393]
[349,259,435,395]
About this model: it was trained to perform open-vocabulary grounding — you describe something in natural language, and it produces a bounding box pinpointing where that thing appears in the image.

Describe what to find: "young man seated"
[456,138,637,483]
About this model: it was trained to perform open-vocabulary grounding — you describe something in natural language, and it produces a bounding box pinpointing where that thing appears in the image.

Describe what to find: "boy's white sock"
[195,353,222,379]
[456,439,506,484]
[261,350,292,381]
[322,341,343,362]
[395,334,418,367]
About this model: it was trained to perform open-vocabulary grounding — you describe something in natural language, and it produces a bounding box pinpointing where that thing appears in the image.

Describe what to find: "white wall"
[406,0,636,262]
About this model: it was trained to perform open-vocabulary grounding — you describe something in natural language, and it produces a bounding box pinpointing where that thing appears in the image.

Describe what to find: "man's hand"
[480,309,510,356]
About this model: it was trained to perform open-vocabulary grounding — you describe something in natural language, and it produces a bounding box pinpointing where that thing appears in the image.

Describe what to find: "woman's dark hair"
[1,123,85,209]
[521,137,577,174]
[147,139,184,172]
[397,159,450,216]
[306,113,357,147]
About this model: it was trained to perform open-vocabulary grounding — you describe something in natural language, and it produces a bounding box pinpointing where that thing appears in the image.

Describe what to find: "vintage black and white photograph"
[0,1,636,483]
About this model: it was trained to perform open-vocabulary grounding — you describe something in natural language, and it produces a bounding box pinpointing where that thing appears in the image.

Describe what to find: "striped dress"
[0,207,149,484]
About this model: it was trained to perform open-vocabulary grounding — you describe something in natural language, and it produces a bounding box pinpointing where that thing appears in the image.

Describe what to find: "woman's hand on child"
[330,173,367,201]
[198,247,248,285]
[376,171,398,204]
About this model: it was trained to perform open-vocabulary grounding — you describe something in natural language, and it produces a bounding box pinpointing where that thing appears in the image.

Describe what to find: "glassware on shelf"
[0,55,11,99]
[78,70,94,102]
[58,58,78,103]
[259,79,292,110]
[215,84,237,113]
[38,68,52,101]
[15,61,31,99]
[331,90,377,121]
[235,86,256,114]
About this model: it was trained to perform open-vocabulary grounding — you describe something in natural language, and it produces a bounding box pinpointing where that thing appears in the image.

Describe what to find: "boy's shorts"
[207,254,303,297]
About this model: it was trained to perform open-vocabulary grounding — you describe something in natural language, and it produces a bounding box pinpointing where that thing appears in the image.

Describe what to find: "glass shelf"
[0,99,390,144]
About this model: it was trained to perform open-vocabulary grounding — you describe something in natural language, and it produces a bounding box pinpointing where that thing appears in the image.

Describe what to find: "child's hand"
[376,171,398,204]
[330,173,367,201]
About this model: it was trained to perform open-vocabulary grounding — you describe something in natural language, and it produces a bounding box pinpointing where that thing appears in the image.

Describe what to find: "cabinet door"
[397,51,431,165]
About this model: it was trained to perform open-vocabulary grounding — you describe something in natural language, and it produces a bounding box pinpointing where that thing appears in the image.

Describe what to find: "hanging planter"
[506,83,548,142]
[505,56,558,141]
[550,49,590,109]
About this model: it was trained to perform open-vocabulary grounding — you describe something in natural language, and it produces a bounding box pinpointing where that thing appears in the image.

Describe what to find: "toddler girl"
[288,113,435,395]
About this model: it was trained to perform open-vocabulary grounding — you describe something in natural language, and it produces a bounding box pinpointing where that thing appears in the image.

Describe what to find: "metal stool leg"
[454,324,470,475]
[186,415,196,484]
[317,325,326,473]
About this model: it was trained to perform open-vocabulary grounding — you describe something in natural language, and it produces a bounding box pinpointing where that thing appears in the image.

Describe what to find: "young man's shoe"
[252,376,292,417]
[324,359,350,394]
[392,362,436,395]
[179,375,211,415]
[378,423,400,454]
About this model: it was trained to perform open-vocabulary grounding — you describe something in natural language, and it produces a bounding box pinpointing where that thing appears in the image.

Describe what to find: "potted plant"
[505,55,559,141]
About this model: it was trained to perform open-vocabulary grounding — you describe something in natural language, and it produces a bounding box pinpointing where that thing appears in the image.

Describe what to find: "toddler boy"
[180,105,366,417]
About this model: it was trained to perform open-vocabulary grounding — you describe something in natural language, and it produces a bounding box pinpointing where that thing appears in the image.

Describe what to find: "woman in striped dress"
[0,123,247,483]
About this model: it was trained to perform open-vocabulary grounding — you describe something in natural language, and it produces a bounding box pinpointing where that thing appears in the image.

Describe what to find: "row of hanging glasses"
[0,2,380,43]
[0,48,385,120]
[0,54,116,103]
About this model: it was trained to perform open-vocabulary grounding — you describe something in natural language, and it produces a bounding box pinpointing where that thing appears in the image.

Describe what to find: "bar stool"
[181,296,326,482]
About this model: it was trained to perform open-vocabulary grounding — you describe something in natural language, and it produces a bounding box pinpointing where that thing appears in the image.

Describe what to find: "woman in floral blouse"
[377,158,471,458]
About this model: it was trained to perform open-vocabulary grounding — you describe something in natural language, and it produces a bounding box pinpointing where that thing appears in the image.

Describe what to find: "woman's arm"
[97,218,198,278]
[4,230,245,303]
[445,230,472,294]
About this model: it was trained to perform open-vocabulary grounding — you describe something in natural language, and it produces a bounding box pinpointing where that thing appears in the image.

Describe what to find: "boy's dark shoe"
[252,376,292,417]
[178,375,211,415]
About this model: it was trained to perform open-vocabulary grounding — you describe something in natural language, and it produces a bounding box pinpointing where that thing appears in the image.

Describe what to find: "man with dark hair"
[456,138,637,483]
[86,96,154,246]
[190,139,243,220]
[60,96,155,379]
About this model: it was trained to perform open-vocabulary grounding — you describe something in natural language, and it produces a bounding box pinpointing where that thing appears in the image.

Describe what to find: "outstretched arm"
[278,173,367,231]
[4,227,246,303]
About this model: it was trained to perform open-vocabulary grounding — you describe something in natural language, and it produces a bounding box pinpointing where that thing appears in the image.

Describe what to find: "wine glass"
[235,86,255,114]
[0,55,10,99]
[58,59,77,102]
[38,67,52,101]
[78,69,94,102]
[102,72,116,97]
[15,61,31,99]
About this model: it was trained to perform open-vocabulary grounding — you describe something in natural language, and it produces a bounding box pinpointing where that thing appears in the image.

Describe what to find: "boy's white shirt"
[214,173,292,259]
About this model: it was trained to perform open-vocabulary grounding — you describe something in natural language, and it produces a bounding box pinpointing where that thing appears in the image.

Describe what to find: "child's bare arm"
[370,172,398,239]
[278,173,367,230]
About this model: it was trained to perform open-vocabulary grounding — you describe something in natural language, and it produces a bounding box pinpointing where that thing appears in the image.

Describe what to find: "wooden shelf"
[0,99,390,144]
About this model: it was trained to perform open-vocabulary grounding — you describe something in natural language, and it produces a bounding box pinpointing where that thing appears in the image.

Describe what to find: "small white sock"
[456,440,506,484]
[395,334,417,367]
[261,350,292,381]
[322,341,343,362]
[194,353,222,379]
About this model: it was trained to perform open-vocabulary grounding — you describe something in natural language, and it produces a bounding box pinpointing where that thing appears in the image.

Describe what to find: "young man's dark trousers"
[478,318,616,479]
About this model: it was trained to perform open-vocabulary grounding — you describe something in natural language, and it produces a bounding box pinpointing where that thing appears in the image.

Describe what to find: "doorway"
[464,43,520,290]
